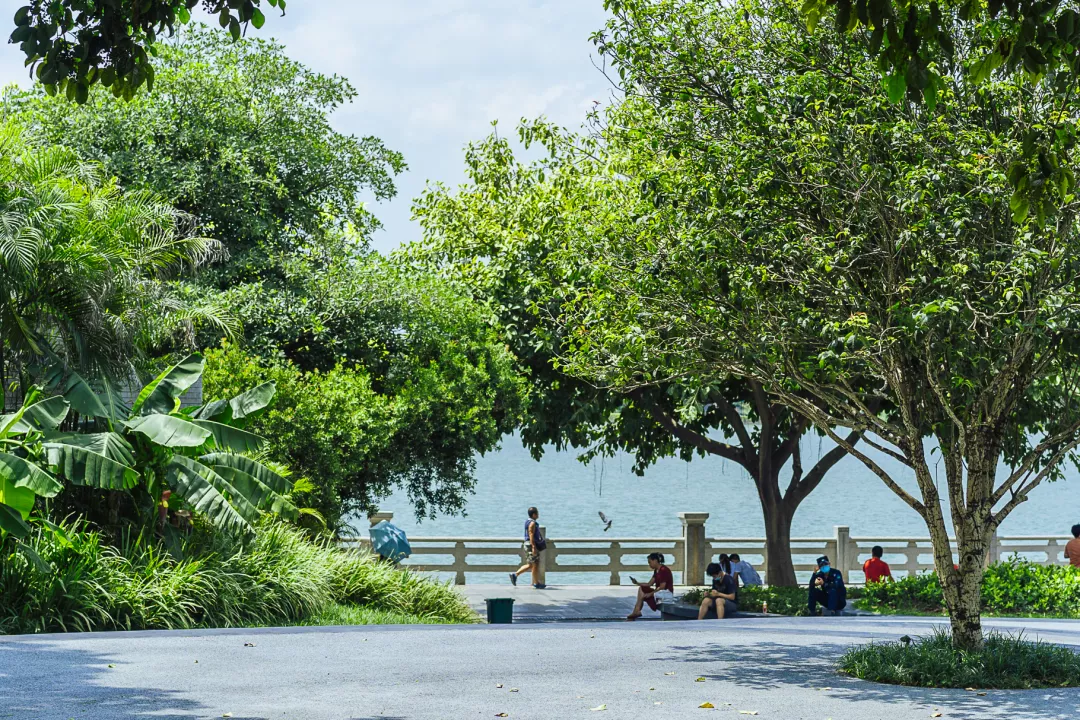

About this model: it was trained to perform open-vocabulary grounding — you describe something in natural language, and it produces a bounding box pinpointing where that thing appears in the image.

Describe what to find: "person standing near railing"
[509,506,546,589]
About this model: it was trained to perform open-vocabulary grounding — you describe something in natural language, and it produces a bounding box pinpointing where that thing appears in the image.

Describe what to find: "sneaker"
[533,583,547,589]
[509,573,517,586]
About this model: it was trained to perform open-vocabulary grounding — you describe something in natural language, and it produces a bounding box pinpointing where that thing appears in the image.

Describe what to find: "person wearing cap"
[808,555,847,616]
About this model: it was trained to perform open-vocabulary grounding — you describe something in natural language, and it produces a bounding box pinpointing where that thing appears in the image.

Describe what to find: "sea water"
[372,433,1078,583]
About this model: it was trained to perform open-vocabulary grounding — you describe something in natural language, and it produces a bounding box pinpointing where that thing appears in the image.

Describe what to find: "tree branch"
[631,391,747,466]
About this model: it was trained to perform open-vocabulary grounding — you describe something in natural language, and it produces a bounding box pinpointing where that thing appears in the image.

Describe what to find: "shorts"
[523,543,540,564]
[643,589,674,611]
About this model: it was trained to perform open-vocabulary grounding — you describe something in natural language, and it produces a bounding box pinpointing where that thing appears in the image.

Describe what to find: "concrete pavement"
[461,584,646,621]
[3,616,1080,719]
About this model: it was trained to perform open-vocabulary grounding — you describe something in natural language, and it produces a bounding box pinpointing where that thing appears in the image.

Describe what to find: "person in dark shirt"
[698,562,738,619]
[627,552,673,620]
[808,554,847,616]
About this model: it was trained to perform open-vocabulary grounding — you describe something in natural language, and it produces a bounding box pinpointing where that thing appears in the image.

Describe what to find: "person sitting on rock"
[808,554,847,616]
[698,562,738,620]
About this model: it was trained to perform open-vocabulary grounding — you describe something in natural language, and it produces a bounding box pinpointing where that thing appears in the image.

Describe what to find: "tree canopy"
[10,0,286,101]
[571,0,1080,648]
[3,24,405,289]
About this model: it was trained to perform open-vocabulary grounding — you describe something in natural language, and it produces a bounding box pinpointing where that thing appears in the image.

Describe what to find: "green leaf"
[198,452,291,495]
[229,381,276,421]
[0,476,36,516]
[0,502,30,538]
[177,6,191,23]
[0,452,62,498]
[17,541,53,572]
[41,366,127,421]
[130,353,204,417]
[1010,192,1031,223]
[19,396,69,431]
[215,465,297,520]
[251,7,265,28]
[124,414,211,448]
[43,431,135,466]
[886,73,906,103]
[192,420,266,453]
[44,435,138,490]
[167,456,252,534]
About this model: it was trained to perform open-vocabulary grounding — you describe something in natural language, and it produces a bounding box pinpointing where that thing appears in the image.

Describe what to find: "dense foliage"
[561,0,1080,649]
[203,334,525,528]
[0,518,474,634]
[11,0,286,101]
[413,124,858,586]
[3,25,405,289]
[839,628,1080,688]
[861,561,1080,617]
[0,123,228,388]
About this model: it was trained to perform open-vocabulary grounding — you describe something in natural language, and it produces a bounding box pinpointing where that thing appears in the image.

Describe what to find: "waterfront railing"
[340,511,1072,586]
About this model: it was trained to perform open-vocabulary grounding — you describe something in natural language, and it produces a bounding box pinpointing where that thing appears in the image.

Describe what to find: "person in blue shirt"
[808,555,846,616]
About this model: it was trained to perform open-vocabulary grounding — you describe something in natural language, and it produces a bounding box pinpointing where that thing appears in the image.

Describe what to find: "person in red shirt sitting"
[863,545,893,583]
[627,552,674,620]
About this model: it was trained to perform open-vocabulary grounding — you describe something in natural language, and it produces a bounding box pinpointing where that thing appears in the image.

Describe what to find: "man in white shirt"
[729,553,763,586]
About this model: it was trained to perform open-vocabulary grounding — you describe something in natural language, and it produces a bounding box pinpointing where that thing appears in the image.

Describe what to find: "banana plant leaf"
[0,502,29,538]
[199,452,291,495]
[166,456,253,534]
[130,354,204,417]
[125,414,211,448]
[0,476,36,516]
[0,452,62,497]
[44,435,139,490]
[42,366,128,422]
[192,420,266,453]
[214,465,298,520]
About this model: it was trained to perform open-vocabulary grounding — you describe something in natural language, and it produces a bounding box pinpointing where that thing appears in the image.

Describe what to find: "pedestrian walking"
[510,506,546,589]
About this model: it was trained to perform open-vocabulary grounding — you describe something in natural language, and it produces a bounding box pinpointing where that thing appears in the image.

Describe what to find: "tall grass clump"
[839,628,1080,688]
[0,519,475,634]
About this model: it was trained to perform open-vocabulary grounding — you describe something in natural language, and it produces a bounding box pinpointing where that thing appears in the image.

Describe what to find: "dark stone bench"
[658,601,765,621]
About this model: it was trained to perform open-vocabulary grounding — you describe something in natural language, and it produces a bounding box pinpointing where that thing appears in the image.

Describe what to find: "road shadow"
[0,640,238,720]
[658,638,1080,720]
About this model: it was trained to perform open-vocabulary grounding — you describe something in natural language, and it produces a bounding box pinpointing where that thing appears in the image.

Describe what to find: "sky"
[0,1,616,253]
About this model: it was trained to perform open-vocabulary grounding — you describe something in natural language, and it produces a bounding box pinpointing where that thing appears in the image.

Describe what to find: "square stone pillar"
[368,511,394,527]
[537,524,548,585]
[834,525,853,582]
[678,512,710,586]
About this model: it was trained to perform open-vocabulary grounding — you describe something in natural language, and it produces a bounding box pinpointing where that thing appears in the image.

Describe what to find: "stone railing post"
[834,525,853,582]
[609,541,622,585]
[986,531,1000,567]
[537,524,548,585]
[368,511,393,528]
[679,512,710,587]
[452,541,466,585]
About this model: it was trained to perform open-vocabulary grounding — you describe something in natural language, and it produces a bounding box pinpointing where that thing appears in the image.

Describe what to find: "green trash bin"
[485,597,514,624]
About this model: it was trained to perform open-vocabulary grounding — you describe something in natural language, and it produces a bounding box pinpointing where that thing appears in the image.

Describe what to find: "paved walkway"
[461,584,647,621]
[3,616,1080,719]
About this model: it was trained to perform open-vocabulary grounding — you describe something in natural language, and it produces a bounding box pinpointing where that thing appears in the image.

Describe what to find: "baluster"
[453,541,466,585]
[609,541,622,585]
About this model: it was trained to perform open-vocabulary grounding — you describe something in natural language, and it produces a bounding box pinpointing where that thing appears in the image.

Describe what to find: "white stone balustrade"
[342,512,1074,586]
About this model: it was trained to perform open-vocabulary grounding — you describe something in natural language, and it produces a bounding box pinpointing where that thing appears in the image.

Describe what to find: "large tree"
[412,126,861,586]
[3,24,405,289]
[570,0,1080,648]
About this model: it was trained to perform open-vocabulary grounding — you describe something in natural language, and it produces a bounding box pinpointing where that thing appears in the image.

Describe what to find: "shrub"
[860,559,1080,617]
[839,628,1080,688]
[0,519,475,634]
[680,584,859,616]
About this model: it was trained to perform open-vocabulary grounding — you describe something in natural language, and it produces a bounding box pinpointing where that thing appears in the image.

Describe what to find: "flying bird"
[598,511,613,532]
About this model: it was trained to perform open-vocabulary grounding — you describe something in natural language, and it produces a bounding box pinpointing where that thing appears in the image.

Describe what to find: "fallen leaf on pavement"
[577,696,585,699]
[655,701,663,706]
[977,692,987,696]
[222,715,233,719]
[739,712,758,716]
[495,714,508,718]
[495,684,503,688]
[590,704,607,711]
[931,714,942,718]
[107,664,115,669]
[590,635,596,638]
[243,642,255,647]
[509,688,519,692]
[695,677,706,682]
[649,687,655,691]
[699,702,715,709]
[664,671,676,676]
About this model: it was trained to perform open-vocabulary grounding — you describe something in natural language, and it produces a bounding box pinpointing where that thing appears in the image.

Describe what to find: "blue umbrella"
[369,520,412,561]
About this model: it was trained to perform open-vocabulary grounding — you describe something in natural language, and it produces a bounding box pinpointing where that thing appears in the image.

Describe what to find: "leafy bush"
[860,559,1080,617]
[0,519,475,634]
[839,628,1080,688]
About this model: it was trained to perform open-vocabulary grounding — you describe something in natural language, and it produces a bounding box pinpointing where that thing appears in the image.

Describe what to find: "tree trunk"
[762,499,797,586]
[944,565,985,651]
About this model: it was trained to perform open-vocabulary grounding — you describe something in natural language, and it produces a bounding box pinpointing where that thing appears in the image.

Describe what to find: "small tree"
[574,0,1080,648]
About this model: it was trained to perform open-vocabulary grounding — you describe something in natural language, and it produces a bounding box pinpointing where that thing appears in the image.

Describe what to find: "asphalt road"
[2,616,1079,720]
